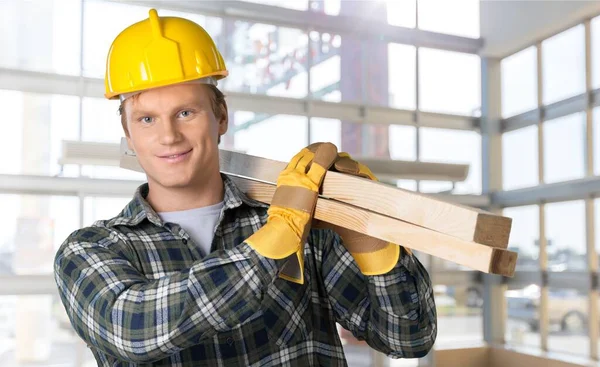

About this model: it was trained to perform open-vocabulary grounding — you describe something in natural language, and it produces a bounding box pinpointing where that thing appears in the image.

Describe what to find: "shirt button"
[226,337,234,346]
[182,239,188,245]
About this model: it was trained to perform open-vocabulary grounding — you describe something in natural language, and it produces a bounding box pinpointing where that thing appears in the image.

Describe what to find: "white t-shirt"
[157,201,224,257]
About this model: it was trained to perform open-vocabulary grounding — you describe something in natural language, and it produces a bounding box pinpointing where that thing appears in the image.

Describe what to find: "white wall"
[480,0,600,58]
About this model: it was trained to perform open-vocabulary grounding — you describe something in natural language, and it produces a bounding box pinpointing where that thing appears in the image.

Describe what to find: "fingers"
[307,142,338,184]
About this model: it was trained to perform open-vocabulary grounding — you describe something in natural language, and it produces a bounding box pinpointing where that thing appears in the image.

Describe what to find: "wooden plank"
[229,176,517,277]
[218,149,512,249]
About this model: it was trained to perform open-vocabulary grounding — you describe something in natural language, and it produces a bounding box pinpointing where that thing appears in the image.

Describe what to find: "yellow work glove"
[329,152,411,275]
[245,142,338,284]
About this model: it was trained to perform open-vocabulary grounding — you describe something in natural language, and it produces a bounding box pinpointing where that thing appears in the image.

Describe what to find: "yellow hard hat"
[104,8,228,100]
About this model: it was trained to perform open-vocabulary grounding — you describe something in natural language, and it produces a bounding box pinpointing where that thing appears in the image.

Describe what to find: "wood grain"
[218,149,512,249]
[229,176,517,277]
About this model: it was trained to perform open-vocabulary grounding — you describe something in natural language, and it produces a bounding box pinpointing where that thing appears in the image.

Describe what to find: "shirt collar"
[107,174,268,228]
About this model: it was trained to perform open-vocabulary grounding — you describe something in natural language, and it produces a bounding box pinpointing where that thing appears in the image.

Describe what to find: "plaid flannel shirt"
[54,174,437,366]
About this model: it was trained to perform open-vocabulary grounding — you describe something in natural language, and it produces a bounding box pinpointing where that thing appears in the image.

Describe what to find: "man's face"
[123,83,227,190]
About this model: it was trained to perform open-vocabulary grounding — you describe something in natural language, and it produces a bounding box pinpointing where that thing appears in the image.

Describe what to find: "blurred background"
[1,0,600,366]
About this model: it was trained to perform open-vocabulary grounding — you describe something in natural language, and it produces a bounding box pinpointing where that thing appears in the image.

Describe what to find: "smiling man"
[54,9,436,367]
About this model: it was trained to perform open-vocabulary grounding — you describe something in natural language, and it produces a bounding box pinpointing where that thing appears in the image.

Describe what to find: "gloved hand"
[329,152,411,275]
[245,142,338,284]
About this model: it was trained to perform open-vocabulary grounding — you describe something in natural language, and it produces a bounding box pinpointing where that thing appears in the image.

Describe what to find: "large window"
[0,0,82,75]
[591,15,600,90]
[543,113,586,184]
[542,24,585,106]
[502,125,539,190]
[503,205,540,271]
[419,128,482,194]
[545,200,586,272]
[547,288,589,357]
[501,46,537,118]
[506,284,541,349]
[419,48,481,116]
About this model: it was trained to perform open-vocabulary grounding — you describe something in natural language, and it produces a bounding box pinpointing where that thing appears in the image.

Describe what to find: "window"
[545,200,586,272]
[543,113,585,184]
[310,118,341,149]
[418,0,480,38]
[501,46,538,118]
[84,197,132,226]
[83,0,150,78]
[82,97,123,143]
[0,0,81,75]
[231,112,308,162]
[223,22,308,99]
[0,194,79,276]
[389,125,417,161]
[547,288,589,357]
[386,0,416,28]
[506,284,541,349]
[0,90,80,176]
[0,295,95,366]
[309,31,344,102]
[591,16,600,90]
[502,125,539,190]
[434,284,483,348]
[503,205,540,271]
[542,25,585,106]
[386,44,417,110]
[419,48,481,116]
[419,128,482,194]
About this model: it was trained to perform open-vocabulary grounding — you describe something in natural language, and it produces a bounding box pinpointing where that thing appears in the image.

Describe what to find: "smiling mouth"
[158,149,192,160]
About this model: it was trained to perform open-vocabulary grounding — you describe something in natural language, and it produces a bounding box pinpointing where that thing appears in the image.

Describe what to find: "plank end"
[474,213,513,249]
[490,249,518,277]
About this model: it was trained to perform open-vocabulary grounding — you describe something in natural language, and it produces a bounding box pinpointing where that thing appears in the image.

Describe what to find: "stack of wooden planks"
[120,148,517,277]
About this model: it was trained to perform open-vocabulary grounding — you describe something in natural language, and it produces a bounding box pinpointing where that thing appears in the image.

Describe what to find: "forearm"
[318,229,437,358]
[55,240,276,363]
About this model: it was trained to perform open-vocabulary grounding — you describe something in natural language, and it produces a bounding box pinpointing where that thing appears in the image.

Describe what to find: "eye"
[139,116,153,124]
[178,110,193,118]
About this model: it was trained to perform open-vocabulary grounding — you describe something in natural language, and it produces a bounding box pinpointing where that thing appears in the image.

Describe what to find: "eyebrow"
[130,101,205,117]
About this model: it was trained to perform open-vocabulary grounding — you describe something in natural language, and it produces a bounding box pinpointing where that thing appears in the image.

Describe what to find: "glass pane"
[502,125,539,190]
[231,112,308,162]
[418,0,480,38]
[596,198,600,264]
[309,31,346,103]
[506,284,541,348]
[387,0,416,28]
[435,285,483,348]
[387,44,417,110]
[310,118,341,149]
[0,295,95,367]
[543,113,585,184]
[419,181,454,194]
[0,0,81,75]
[501,46,537,118]
[419,48,481,116]
[547,288,589,357]
[84,197,132,226]
[545,200,586,272]
[223,22,308,98]
[81,97,123,143]
[542,24,585,106]
[397,180,418,191]
[503,205,540,271]
[593,16,600,90]
[0,195,79,276]
[594,107,600,176]
[419,128,482,194]
[0,90,80,176]
[239,0,309,11]
[389,125,417,160]
[82,0,150,78]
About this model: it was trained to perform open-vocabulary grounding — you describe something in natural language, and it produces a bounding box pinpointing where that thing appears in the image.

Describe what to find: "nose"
[158,117,182,145]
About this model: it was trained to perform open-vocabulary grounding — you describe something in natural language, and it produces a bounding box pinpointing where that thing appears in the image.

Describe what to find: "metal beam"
[0,67,479,130]
[491,176,600,207]
[502,88,600,132]
[111,0,483,54]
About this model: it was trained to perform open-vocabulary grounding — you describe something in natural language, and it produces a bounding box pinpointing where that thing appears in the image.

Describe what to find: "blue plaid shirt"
[54,174,436,366]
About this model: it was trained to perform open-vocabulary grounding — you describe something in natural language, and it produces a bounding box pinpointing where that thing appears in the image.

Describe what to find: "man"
[54,9,436,366]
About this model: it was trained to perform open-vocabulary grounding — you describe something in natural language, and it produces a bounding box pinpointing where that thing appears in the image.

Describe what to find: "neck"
[146,173,224,212]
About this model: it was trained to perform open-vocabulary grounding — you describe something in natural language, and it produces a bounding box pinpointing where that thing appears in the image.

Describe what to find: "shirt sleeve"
[311,228,437,359]
[54,226,277,364]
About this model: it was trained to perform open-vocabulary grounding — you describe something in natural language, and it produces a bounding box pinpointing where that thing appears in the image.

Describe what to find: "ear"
[218,102,229,137]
